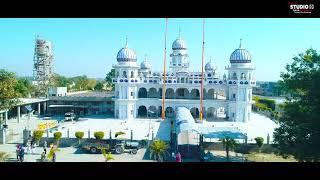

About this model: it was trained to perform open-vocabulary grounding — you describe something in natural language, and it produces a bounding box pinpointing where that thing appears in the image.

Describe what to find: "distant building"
[47,91,114,116]
[48,87,67,97]
[253,81,278,96]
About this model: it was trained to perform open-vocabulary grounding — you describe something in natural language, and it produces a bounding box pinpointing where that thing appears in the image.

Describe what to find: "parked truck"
[81,138,140,154]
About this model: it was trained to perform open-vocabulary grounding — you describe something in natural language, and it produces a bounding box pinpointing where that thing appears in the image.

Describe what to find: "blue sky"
[0,18,319,81]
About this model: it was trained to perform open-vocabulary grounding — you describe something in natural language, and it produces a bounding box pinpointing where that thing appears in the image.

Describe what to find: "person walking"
[16,145,21,161]
[40,151,46,162]
[30,139,34,154]
[26,141,31,154]
[43,141,47,155]
[175,152,182,162]
[171,152,175,161]
[19,147,25,162]
[52,152,56,162]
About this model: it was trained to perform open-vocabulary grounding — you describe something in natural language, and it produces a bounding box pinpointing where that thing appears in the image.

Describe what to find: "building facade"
[113,36,256,122]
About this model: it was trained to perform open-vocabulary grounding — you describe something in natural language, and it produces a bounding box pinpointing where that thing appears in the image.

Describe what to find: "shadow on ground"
[155,119,170,141]
[72,147,89,154]
[209,154,246,162]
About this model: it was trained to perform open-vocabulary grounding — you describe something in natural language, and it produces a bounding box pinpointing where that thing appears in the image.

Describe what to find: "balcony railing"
[112,77,256,86]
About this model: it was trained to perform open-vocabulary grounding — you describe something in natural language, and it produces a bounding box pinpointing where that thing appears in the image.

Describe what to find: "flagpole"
[162,18,168,120]
[200,18,205,122]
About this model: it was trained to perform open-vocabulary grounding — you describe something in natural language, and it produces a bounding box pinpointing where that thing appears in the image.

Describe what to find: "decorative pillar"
[17,106,20,123]
[109,130,112,140]
[43,102,47,114]
[5,111,8,125]
[151,131,154,140]
[38,103,41,116]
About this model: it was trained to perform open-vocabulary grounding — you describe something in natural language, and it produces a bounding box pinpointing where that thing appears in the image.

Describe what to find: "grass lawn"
[245,152,297,162]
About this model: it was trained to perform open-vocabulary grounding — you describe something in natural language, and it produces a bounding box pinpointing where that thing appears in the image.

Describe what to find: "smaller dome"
[140,59,151,69]
[230,39,252,63]
[172,38,187,50]
[117,47,137,62]
[205,63,213,71]
[205,59,215,71]
[116,38,137,62]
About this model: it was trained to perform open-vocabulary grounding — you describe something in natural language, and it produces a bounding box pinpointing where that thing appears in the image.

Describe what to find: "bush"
[54,132,62,141]
[75,131,84,145]
[33,130,44,144]
[75,131,84,139]
[115,131,125,138]
[258,99,276,111]
[94,131,104,140]
[255,137,264,150]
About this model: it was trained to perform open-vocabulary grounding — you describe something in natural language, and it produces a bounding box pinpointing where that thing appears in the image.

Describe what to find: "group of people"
[16,144,25,162]
[15,134,55,162]
[25,135,37,154]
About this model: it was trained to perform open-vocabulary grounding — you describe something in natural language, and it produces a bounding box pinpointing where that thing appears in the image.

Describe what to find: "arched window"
[233,72,237,80]
[116,71,119,78]
[131,71,134,78]
[207,73,211,77]
[123,71,127,78]
[241,73,245,80]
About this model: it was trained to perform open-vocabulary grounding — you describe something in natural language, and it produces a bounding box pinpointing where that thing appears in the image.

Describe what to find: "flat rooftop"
[49,91,115,101]
[66,91,114,98]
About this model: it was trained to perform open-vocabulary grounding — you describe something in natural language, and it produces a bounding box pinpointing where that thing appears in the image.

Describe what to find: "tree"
[75,131,84,145]
[32,130,44,145]
[221,137,236,160]
[94,82,105,91]
[94,131,104,140]
[15,78,34,98]
[102,149,115,162]
[47,145,60,162]
[53,132,62,147]
[149,140,169,162]
[254,137,264,152]
[52,74,70,87]
[87,78,97,90]
[0,69,19,113]
[273,49,320,162]
[105,68,115,91]
[74,76,89,91]
[73,75,96,91]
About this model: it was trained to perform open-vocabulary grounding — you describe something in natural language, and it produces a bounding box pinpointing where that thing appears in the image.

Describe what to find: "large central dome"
[172,37,187,50]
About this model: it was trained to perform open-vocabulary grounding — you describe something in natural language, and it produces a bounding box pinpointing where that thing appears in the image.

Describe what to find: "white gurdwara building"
[112,35,255,122]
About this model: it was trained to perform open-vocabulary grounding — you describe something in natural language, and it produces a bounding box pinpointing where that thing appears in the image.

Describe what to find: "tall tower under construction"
[33,36,54,97]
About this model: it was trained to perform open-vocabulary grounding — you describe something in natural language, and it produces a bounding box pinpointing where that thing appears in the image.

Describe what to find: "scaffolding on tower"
[32,35,54,97]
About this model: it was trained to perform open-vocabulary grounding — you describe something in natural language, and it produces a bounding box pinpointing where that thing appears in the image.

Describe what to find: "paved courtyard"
[0,143,154,162]
[0,112,279,162]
